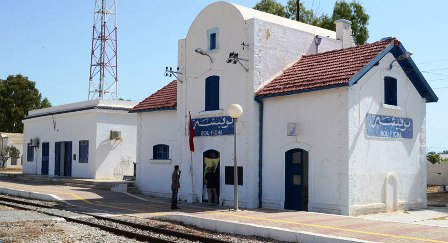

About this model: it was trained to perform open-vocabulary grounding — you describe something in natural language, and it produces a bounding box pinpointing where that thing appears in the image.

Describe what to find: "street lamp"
[228,104,243,211]
[389,51,413,69]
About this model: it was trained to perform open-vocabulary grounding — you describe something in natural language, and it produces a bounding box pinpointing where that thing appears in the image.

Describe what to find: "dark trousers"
[171,188,178,209]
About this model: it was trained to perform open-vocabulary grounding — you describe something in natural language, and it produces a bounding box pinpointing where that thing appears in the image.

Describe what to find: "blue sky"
[1,0,447,152]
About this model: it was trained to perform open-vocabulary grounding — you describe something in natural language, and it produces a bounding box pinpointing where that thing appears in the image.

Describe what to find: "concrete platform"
[1,177,448,242]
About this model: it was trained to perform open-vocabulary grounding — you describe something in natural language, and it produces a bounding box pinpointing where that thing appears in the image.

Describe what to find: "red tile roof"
[256,39,397,98]
[130,80,177,112]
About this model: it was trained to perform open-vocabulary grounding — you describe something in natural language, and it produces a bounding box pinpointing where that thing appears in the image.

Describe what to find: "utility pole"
[88,0,118,100]
[296,0,300,22]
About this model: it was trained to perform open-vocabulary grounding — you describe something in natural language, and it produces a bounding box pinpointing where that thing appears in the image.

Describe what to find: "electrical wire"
[421,71,448,77]
[417,59,448,65]
[427,78,448,82]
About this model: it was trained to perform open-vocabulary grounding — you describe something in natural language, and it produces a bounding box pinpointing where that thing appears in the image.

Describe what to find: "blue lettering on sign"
[192,116,234,136]
[366,113,413,139]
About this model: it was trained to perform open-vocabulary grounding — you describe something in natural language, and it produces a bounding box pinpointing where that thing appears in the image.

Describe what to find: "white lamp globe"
[228,104,243,119]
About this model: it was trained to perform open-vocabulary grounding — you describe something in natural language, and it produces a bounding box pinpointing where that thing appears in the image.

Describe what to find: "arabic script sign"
[366,113,413,139]
[192,116,234,136]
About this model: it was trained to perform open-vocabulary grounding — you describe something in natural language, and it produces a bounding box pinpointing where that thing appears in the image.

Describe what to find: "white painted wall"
[22,100,137,179]
[95,111,137,179]
[251,18,341,90]
[427,161,448,186]
[348,53,427,215]
[23,110,97,176]
[262,87,349,215]
[135,1,345,206]
[136,110,177,198]
[172,1,344,207]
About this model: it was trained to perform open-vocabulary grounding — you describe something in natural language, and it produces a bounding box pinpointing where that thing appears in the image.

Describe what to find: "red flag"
[189,112,195,152]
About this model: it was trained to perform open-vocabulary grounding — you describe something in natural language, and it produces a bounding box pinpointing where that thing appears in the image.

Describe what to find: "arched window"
[153,144,169,160]
[205,76,220,111]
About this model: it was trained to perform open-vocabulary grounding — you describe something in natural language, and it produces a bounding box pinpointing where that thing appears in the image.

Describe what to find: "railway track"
[0,196,229,243]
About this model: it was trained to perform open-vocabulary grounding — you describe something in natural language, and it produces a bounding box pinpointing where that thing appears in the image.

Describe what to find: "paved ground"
[1,177,448,242]
[359,207,448,227]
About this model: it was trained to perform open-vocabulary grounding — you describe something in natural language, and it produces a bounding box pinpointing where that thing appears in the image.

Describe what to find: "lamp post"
[228,104,243,211]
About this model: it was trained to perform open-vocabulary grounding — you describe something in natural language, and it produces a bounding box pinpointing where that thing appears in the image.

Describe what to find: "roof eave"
[392,44,438,103]
[128,107,177,113]
[348,42,438,103]
[347,42,395,86]
[255,83,348,101]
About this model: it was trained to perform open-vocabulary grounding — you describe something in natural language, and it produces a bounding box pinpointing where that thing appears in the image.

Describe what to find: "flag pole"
[188,111,195,202]
[190,150,194,200]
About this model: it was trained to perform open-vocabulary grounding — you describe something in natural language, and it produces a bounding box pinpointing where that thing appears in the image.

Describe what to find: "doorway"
[54,141,72,177]
[203,150,220,203]
[284,148,309,211]
[41,142,49,175]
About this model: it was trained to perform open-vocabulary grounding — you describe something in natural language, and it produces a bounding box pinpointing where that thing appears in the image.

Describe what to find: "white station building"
[131,1,437,216]
[22,99,138,179]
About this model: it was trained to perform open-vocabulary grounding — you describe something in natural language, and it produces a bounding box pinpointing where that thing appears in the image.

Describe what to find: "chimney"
[335,19,355,48]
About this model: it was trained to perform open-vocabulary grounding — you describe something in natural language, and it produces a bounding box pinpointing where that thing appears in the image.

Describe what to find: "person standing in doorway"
[171,165,181,209]
[205,167,218,204]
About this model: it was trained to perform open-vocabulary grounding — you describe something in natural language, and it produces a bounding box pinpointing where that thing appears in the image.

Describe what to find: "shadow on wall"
[96,138,122,177]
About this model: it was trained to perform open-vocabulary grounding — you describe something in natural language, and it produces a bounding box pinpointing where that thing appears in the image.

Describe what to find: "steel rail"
[0,199,175,243]
[0,196,229,243]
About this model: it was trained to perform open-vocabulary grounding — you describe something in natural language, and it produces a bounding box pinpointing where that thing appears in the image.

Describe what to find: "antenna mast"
[89,0,118,100]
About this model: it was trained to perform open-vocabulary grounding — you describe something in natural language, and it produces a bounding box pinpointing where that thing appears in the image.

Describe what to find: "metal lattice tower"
[88,0,118,100]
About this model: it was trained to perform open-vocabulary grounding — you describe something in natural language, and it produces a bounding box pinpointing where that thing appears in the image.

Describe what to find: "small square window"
[153,144,169,160]
[224,166,243,185]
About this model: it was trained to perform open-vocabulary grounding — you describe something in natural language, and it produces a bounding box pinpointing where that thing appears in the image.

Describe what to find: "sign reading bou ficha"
[192,116,234,136]
[366,113,413,139]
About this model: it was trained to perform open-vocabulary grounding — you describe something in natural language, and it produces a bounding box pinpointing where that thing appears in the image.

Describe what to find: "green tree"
[254,0,370,45]
[0,145,19,168]
[330,1,369,45]
[427,152,441,164]
[254,0,288,18]
[285,0,319,25]
[0,74,51,133]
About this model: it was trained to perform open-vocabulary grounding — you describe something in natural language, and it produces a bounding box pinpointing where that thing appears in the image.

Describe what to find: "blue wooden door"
[284,149,308,211]
[41,142,49,175]
[64,142,72,177]
[54,142,61,176]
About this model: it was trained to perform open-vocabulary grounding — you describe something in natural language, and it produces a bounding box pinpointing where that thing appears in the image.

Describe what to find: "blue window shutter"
[210,33,216,50]
[207,28,219,51]
[54,142,61,176]
[205,76,219,111]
